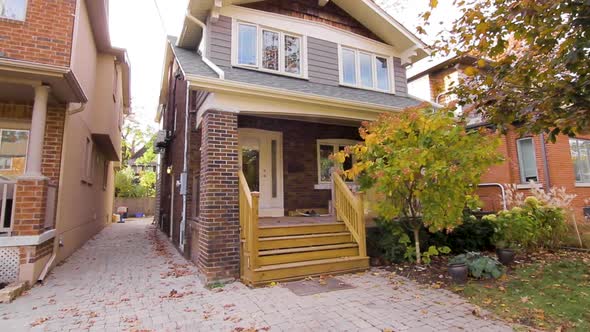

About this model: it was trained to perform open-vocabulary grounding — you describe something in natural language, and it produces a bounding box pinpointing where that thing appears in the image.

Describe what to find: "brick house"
[0,0,131,285]
[407,56,590,219]
[155,0,429,285]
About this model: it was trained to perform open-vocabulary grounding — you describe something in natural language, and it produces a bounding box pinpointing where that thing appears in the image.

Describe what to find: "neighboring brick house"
[155,0,429,285]
[0,0,131,285]
[407,56,590,219]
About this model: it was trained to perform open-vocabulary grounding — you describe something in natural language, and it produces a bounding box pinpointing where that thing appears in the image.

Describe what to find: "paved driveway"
[0,219,513,332]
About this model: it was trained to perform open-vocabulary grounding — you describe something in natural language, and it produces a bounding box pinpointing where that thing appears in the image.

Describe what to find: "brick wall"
[477,129,590,219]
[42,108,66,183]
[19,238,54,265]
[239,115,361,212]
[0,0,76,67]
[196,110,240,282]
[12,179,48,236]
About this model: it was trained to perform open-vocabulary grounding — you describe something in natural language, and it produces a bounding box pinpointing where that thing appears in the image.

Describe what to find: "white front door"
[238,129,284,217]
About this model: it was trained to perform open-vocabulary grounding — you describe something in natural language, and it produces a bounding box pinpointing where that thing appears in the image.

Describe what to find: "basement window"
[0,0,28,21]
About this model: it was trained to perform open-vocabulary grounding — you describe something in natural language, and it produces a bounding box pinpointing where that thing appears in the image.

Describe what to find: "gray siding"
[307,37,339,86]
[393,57,408,95]
[208,15,232,67]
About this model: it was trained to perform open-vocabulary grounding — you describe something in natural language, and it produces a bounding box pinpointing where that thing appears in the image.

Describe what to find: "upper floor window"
[340,46,392,93]
[235,21,305,78]
[570,138,590,183]
[0,0,27,21]
[516,137,538,183]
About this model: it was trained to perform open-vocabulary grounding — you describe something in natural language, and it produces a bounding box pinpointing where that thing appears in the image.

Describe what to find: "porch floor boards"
[259,215,337,227]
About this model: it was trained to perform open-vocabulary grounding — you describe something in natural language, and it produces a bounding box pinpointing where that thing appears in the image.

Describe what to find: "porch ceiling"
[243,113,362,128]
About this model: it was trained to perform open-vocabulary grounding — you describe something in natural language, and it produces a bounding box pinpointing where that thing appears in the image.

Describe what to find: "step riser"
[248,258,370,285]
[259,235,353,250]
[259,224,347,237]
[258,247,359,266]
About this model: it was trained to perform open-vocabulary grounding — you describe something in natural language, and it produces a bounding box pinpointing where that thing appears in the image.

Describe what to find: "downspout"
[180,82,191,252]
[539,133,551,192]
[184,11,225,79]
[39,101,87,282]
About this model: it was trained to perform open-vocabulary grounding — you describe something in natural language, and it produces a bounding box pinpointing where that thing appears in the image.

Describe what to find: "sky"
[108,0,459,128]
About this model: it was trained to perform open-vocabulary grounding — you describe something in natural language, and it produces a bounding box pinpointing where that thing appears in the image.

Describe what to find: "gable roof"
[178,0,428,63]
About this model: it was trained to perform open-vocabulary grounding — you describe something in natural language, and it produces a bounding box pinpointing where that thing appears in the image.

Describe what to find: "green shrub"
[368,219,410,263]
[428,212,495,253]
[449,252,504,279]
[485,197,567,251]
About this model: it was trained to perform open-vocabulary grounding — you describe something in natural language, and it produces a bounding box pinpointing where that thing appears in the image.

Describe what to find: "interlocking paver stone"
[0,219,514,331]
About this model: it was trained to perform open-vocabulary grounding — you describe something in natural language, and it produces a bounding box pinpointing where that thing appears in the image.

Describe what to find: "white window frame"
[316,139,360,185]
[0,129,29,173]
[0,0,28,21]
[516,137,538,184]
[570,138,590,185]
[232,19,308,79]
[338,45,395,94]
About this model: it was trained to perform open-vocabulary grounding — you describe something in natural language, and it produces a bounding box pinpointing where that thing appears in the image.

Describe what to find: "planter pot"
[448,263,469,284]
[496,248,516,265]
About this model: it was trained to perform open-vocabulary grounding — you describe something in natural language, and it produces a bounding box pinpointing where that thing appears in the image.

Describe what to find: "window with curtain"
[340,47,392,92]
[570,138,590,183]
[0,129,29,177]
[0,0,27,21]
[237,23,257,66]
[516,138,538,183]
[236,22,304,77]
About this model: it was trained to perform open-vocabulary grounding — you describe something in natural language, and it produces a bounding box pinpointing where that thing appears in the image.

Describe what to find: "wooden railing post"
[356,191,367,257]
[331,173,341,221]
[250,192,260,269]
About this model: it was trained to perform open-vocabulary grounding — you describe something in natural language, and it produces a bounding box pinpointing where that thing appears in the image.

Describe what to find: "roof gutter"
[184,11,225,79]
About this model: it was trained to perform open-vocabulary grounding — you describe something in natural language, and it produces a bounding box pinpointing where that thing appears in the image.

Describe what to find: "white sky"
[108,0,458,128]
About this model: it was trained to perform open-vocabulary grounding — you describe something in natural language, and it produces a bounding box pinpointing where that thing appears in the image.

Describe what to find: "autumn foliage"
[334,104,502,263]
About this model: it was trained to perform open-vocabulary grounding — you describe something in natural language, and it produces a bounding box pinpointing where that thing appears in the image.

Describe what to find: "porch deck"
[259,216,337,227]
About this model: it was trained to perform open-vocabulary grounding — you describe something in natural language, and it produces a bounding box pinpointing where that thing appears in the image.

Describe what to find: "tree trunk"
[413,227,421,264]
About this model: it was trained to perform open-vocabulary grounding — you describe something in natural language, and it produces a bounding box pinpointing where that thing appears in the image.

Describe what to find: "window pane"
[319,145,334,183]
[342,49,356,85]
[359,53,374,88]
[0,129,29,177]
[375,56,390,91]
[284,35,301,74]
[262,30,279,70]
[0,0,27,21]
[271,140,277,198]
[238,24,257,66]
[517,138,538,183]
[571,139,590,183]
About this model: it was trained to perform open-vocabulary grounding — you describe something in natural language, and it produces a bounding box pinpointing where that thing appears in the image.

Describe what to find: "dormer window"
[234,21,305,78]
[339,46,393,93]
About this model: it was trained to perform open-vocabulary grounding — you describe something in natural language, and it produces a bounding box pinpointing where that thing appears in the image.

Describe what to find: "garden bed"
[383,250,590,331]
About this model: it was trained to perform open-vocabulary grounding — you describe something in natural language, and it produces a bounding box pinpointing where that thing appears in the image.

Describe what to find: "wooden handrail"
[239,170,259,271]
[332,173,367,257]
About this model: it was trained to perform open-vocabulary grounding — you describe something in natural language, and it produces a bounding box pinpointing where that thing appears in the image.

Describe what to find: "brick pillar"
[12,179,48,236]
[197,110,240,283]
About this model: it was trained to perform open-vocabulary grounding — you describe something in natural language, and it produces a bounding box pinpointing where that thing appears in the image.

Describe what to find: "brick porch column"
[197,110,240,283]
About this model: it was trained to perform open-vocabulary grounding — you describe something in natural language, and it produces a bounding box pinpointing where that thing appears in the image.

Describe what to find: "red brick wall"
[13,179,48,236]
[42,108,66,183]
[19,238,54,264]
[238,115,361,212]
[477,129,590,218]
[197,110,240,282]
[0,0,76,67]
[241,0,383,42]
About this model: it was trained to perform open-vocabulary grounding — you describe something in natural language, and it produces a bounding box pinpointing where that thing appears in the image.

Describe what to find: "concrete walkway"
[0,219,513,332]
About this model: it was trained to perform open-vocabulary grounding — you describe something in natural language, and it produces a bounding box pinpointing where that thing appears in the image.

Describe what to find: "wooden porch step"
[258,232,353,250]
[257,243,359,265]
[258,223,346,237]
[245,256,370,286]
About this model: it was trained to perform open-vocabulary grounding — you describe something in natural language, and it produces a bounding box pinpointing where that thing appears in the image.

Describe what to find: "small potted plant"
[448,255,469,284]
[485,209,532,266]
[494,241,516,266]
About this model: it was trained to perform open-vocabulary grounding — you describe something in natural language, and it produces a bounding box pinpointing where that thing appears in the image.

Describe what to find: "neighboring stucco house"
[155,0,428,285]
[407,56,590,219]
[0,0,130,285]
